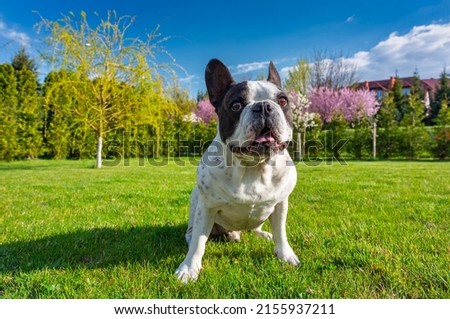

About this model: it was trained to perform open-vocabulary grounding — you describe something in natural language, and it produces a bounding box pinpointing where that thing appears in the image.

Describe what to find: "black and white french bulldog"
[175,59,299,282]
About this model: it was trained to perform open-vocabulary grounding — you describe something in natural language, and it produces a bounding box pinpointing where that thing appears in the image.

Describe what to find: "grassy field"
[0,159,449,298]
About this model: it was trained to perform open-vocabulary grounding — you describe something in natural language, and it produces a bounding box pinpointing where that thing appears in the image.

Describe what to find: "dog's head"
[205,59,293,161]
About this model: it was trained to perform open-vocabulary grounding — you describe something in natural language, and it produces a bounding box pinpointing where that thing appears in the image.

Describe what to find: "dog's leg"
[252,224,273,240]
[176,201,215,283]
[269,199,300,266]
[185,187,199,245]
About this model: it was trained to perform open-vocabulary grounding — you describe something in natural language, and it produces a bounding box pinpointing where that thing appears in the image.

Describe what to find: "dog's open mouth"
[229,127,289,156]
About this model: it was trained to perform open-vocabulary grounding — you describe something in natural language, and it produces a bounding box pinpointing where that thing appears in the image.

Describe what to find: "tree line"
[1,48,449,163]
[374,72,450,159]
[1,12,449,164]
[0,48,217,163]
[284,57,450,160]
[0,12,214,167]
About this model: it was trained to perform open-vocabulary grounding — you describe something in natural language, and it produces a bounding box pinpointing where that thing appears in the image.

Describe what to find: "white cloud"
[343,51,371,69]
[346,15,355,23]
[279,23,450,84]
[232,61,270,75]
[354,23,450,80]
[228,58,296,79]
[0,18,31,47]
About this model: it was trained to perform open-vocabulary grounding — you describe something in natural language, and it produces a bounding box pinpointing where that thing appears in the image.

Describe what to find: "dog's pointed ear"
[205,59,235,109]
[267,61,282,89]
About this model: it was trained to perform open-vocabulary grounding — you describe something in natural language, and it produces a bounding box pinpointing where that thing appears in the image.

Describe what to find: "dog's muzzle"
[229,127,289,156]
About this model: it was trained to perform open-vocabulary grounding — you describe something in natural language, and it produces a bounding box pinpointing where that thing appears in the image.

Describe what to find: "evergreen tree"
[9,49,43,159]
[0,64,19,160]
[377,94,399,158]
[436,98,450,127]
[399,91,428,158]
[390,76,408,123]
[11,48,38,74]
[432,69,450,124]
[432,98,450,159]
[402,90,426,127]
[42,70,74,159]
[15,68,42,159]
[196,90,208,103]
[410,70,425,100]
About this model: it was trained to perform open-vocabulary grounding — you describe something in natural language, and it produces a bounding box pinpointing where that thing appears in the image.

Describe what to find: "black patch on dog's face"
[216,82,250,142]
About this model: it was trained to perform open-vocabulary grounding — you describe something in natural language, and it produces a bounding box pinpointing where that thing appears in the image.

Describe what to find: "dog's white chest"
[214,201,274,230]
[198,159,296,231]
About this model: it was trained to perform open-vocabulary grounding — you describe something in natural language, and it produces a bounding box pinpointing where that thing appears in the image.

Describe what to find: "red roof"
[357,77,439,94]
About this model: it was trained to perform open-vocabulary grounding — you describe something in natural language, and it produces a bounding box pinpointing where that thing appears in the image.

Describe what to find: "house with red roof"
[356,76,439,116]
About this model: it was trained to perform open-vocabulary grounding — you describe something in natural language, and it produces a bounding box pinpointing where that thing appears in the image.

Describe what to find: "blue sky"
[1,0,450,96]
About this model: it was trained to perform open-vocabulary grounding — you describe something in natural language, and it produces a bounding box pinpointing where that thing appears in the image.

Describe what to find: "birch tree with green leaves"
[37,10,178,168]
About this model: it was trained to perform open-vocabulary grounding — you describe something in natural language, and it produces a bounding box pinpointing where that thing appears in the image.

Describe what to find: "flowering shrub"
[288,91,318,130]
[309,87,379,123]
[194,100,217,124]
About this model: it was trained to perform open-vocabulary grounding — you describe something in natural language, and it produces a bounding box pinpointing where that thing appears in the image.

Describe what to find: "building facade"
[357,77,439,116]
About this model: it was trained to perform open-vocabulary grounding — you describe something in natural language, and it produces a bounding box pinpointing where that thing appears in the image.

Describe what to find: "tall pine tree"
[410,69,425,99]
[400,88,428,159]
[391,76,408,123]
[0,64,19,160]
[12,48,38,74]
[432,93,450,159]
[377,94,400,158]
[12,49,42,159]
[432,69,450,124]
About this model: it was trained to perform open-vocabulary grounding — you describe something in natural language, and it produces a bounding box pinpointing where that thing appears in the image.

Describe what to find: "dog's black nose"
[253,101,273,114]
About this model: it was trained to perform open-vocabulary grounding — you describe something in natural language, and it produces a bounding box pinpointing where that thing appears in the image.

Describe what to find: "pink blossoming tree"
[309,87,379,124]
[194,99,217,124]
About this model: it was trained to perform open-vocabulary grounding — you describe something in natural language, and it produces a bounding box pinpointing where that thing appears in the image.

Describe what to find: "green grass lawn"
[1,159,449,298]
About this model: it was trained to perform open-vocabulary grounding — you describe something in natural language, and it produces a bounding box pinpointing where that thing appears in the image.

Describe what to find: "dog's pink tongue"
[255,134,275,143]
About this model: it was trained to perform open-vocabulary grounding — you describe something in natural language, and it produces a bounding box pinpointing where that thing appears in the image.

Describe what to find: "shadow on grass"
[0,225,187,273]
[0,164,57,171]
[0,159,94,171]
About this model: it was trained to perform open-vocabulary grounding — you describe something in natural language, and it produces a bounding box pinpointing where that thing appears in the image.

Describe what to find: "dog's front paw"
[275,247,300,266]
[175,262,201,283]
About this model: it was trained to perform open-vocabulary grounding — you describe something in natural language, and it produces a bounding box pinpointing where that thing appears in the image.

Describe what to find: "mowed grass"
[0,159,449,298]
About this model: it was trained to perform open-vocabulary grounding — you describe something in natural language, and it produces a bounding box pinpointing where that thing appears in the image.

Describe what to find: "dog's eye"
[278,97,288,107]
[231,102,242,112]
